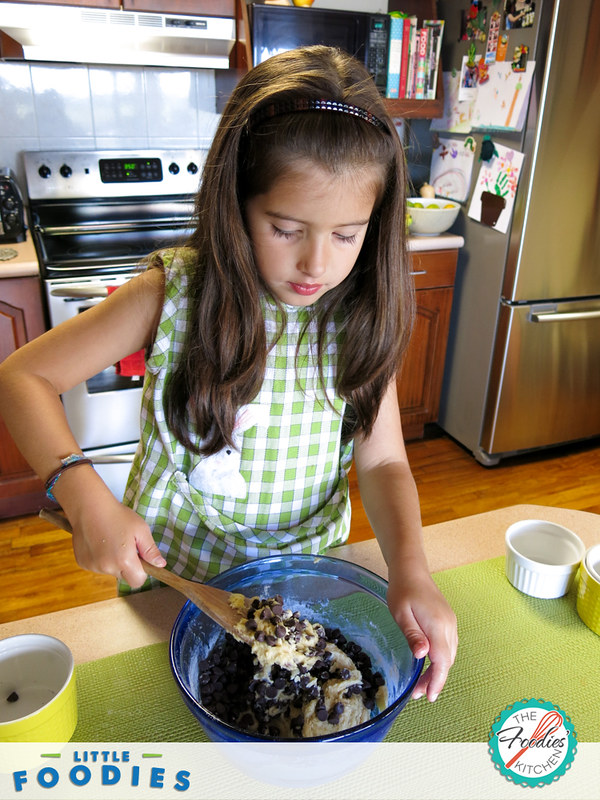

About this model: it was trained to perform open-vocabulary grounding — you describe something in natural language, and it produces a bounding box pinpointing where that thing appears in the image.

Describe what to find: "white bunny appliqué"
[188,404,269,498]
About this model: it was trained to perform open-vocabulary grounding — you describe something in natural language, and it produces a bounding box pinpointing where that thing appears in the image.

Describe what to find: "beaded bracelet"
[45,454,93,503]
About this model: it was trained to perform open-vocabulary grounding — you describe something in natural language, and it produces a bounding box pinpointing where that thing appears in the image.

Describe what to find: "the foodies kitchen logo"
[489,699,577,787]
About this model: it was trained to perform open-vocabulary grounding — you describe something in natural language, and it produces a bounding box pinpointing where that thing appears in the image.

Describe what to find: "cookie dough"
[199,594,387,738]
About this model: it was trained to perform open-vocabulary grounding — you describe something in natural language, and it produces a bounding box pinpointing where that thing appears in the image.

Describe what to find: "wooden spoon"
[39,508,254,644]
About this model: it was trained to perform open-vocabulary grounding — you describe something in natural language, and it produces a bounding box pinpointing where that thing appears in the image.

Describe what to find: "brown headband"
[249,98,388,131]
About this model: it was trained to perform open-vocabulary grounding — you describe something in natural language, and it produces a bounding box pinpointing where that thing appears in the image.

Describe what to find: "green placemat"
[72,557,599,743]
[391,556,598,742]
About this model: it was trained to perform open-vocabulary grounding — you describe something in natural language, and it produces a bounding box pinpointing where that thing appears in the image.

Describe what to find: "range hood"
[0,3,236,69]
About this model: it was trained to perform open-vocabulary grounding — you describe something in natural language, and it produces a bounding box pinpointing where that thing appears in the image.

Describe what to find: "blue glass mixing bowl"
[169,554,424,743]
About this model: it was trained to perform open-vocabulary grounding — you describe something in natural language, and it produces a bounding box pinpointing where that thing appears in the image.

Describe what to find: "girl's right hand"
[55,467,166,588]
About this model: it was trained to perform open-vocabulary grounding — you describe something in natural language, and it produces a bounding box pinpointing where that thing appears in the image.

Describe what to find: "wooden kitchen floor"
[1,426,599,624]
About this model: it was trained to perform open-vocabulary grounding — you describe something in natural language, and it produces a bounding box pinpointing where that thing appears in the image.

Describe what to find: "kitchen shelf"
[385,0,444,119]
[385,98,443,119]
[384,66,444,119]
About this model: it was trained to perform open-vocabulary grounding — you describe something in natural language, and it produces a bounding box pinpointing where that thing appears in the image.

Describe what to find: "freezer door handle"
[531,308,600,322]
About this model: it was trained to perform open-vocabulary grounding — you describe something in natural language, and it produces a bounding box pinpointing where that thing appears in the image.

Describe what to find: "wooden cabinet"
[0,277,48,519]
[397,248,458,440]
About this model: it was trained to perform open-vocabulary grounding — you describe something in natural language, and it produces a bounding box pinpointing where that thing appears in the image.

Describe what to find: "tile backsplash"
[0,61,220,195]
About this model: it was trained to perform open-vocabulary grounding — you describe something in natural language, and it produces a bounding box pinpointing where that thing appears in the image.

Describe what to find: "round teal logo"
[489,699,577,787]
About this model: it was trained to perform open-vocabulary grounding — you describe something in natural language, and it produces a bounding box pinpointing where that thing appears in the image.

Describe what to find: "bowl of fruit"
[406,197,461,236]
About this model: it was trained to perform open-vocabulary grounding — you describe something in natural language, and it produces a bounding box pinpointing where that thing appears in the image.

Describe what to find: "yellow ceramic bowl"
[0,634,77,742]
[577,545,600,636]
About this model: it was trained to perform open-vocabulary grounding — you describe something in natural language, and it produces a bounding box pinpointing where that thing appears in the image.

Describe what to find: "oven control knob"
[187,162,198,175]
[168,162,180,175]
[38,165,51,179]
[60,164,73,178]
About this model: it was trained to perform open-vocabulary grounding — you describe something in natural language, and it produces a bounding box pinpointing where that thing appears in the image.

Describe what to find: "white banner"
[0,742,597,800]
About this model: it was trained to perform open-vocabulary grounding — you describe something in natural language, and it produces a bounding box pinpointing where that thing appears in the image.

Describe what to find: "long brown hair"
[164,45,412,455]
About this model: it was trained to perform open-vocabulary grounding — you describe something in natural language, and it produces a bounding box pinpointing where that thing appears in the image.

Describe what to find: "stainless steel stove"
[24,148,205,499]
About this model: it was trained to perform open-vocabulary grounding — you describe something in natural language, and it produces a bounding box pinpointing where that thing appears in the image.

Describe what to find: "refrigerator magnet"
[479,135,499,162]
[511,44,529,72]
[485,11,502,63]
[496,33,509,61]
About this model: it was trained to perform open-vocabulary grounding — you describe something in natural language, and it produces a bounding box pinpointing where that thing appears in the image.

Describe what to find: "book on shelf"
[405,16,419,98]
[424,19,445,101]
[414,26,429,100]
[398,15,414,99]
[386,13,444,101]
[385,13,404,99]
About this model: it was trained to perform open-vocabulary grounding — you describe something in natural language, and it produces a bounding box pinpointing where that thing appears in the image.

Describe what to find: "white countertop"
[0,233,39,278]
[408,232,464,251]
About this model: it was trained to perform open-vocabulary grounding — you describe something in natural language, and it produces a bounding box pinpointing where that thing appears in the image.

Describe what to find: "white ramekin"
[505,519,585,599]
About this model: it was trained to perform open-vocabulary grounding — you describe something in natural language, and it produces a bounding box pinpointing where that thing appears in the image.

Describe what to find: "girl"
[0,46,456,702]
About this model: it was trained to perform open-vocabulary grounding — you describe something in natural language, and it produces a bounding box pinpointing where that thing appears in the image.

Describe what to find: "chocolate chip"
[6,691,19,703]
[275,625,286,638]
[239,712,254,728]
[316,707,328,721]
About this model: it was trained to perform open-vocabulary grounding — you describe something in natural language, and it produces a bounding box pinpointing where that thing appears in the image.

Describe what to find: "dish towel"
[107,285,146,376]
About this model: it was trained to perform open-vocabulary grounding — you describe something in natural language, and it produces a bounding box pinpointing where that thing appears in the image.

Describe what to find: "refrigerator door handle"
[531,308,600,322]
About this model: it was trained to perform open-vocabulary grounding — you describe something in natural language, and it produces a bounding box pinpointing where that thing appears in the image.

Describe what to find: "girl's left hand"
[386,567,458,702]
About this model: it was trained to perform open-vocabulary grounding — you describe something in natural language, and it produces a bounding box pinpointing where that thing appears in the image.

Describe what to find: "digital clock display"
[99,158,163,183]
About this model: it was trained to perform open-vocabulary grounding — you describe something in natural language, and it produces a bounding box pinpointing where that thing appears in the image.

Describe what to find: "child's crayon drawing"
[468,142,524,233]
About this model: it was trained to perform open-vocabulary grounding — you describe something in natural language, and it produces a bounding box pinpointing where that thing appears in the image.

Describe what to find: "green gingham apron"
[121,248,353,591]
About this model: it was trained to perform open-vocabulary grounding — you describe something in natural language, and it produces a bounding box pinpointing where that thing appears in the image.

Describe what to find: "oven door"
[46,275,143,451]
[32,196,194,278]
[85,444,137,502]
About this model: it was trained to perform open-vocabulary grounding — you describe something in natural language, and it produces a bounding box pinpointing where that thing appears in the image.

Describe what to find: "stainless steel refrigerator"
[435,0,600,465]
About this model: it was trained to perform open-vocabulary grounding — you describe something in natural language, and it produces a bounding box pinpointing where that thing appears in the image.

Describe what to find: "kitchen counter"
[0,504,597,663]
[0,233,39,278]
[0,232,462,280]
[407,232,464,252]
